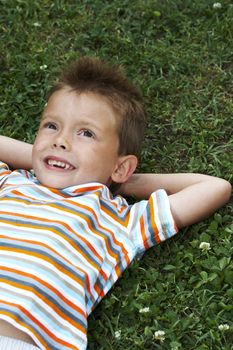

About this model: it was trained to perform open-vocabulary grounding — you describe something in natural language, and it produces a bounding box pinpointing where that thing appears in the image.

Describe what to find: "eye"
[78,129,94,138]
[43,122,57,130]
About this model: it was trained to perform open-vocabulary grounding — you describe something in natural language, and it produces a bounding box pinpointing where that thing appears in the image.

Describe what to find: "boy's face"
[32,88,122,189]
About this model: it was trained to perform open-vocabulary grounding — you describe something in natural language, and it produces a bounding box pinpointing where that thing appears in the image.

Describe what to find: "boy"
[0,57,231,350]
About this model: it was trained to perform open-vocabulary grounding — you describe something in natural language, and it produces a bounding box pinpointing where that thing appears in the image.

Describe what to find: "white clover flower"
[154,330,165,342]
[218,324,230,331]
[33,22,41,27]
[114,330,121,339]
[199,242,211,251]
[40,64,48,70]
[213,2,222,9]
[139,307,150,313]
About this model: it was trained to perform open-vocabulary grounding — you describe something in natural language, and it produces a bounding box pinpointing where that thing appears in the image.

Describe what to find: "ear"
[111,155,138,184]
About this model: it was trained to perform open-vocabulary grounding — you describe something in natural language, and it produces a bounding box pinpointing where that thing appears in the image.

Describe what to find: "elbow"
[218,179,232,205]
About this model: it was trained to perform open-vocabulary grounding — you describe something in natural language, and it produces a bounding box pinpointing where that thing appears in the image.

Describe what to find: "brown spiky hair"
[48,56,146,157]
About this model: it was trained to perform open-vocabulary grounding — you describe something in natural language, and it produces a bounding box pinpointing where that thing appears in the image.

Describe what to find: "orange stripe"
[1,194,129,265]
[0,266,86,319]
[1,196,104,264]
[0,310,48,349]
[67,200,130,264]
[12,189,38,200]
[48,184,102,196]
[0,278,86,334]
[115,264,122,278]
[0,232,92,289]
[139,216,149,250]
[0,170,11,176]
[0,303,82,349]
[94,284,105,299]
[60,199,119,248]
[51,199,125,262]
[1,207,130,284]
[73,185,102,194]
[0,207,102,268]
[149,197,160,244]
[0,244,83,287]
[1,232,83,272]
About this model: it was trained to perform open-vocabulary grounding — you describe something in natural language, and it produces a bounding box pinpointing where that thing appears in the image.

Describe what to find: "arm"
[0,136,33,170]
[120,173,232,229]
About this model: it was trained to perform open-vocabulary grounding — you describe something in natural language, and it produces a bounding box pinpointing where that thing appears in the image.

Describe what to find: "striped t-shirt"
[0,161,178,350]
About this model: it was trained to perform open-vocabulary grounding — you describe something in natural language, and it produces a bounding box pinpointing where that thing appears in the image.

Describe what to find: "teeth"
[47,159,73,170]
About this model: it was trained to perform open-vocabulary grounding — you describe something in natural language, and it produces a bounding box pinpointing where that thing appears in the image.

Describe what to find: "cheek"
[32,137,45,163]
[33,135,48,151]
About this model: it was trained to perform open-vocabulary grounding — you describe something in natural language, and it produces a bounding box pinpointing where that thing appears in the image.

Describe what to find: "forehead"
[42,89,121,126]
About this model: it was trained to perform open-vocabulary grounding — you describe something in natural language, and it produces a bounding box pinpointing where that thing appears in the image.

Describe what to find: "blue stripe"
[0,241,86,284]
[0,272,86,329]
[0,304,62,350]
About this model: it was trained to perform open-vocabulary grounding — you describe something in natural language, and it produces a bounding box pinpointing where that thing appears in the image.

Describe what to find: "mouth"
[44,157,75,171]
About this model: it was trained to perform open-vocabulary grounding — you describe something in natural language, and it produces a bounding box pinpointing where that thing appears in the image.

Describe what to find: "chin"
[38,178,68,189]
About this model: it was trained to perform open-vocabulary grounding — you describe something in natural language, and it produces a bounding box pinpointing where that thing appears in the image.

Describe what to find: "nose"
[52,133,70,150]
[53,142,66,150]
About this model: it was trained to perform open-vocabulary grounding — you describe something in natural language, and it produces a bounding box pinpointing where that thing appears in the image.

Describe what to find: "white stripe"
[0,284,86,343]
[0,251,87,306]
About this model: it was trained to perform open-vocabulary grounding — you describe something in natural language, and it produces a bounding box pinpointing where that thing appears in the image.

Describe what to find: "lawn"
[0,0,232,349]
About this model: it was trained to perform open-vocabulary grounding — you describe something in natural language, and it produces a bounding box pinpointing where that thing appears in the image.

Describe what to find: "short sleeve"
[0,161,11,187]
[127,189,178,257]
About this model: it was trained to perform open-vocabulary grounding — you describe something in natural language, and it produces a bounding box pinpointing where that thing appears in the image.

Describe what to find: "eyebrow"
[40,114,53,121]
[75,119,103,132]
[41,114,103,132]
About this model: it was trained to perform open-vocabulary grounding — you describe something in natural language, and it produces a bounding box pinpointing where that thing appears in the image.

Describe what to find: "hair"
[48,56,146,157]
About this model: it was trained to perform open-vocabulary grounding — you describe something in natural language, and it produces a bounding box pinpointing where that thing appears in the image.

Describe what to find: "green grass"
[0,0,232,349]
